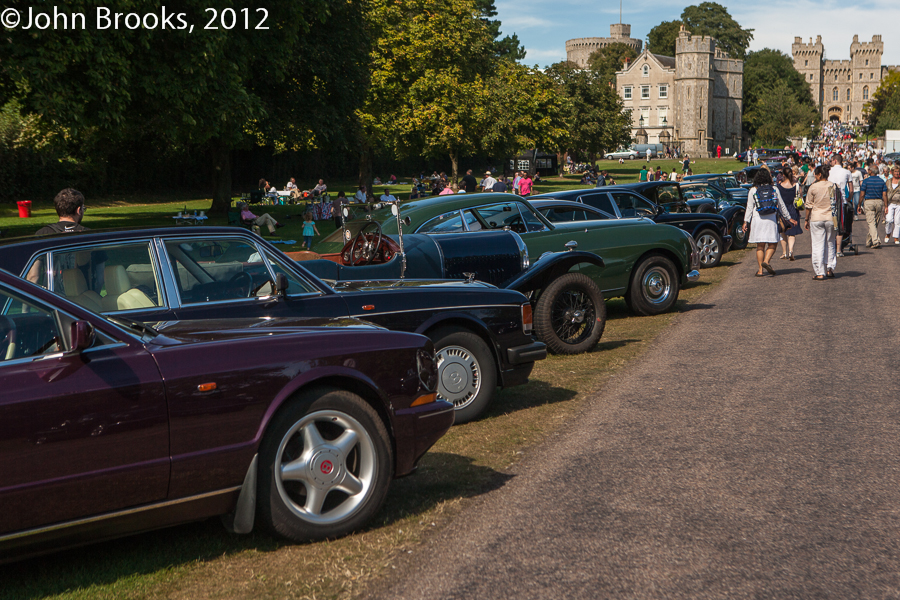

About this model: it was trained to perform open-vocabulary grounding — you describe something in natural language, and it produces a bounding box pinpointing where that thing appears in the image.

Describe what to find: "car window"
[578,192,617,215]
[542,206,610,222]
[263,252,321,296]
[164,239,274,304]
[516,203,547,232]
[461,210,483,231]
[48,243,162,314]
[417,210,466,234]
[0,286,62,361]
[611,192,656,217]
[472,202,524,232]
[657,185,688,212]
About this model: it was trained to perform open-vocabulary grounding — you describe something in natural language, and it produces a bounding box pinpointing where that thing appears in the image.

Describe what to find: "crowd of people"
[743,126,898,280]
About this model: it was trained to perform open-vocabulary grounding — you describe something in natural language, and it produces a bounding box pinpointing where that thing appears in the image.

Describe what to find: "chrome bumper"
[686,270,701,282]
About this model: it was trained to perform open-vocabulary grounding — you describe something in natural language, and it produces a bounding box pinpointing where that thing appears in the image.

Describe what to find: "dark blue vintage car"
[0,227,545,424]
[0,268,452,561]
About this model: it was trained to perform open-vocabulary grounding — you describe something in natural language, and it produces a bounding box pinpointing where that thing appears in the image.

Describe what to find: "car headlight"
[416,348,437,391]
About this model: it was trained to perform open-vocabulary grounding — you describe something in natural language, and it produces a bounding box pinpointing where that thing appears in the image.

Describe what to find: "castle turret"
[675,27,715,157]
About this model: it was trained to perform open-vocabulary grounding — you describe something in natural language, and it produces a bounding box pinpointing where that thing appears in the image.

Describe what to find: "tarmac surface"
[376,223,900,599]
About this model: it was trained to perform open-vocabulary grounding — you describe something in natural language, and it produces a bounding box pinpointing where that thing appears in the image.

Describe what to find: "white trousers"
[886,204,900,239]
[809,220,836,276]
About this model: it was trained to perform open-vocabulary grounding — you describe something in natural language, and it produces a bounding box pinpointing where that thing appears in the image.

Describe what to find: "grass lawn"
[0,157,741,253]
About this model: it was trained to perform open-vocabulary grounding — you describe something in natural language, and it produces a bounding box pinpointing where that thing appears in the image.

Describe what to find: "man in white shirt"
[312,179,327,197]
[850,161,863,216]
[380,189,397,203]
[480,171,497,192]
[286,178,298,191]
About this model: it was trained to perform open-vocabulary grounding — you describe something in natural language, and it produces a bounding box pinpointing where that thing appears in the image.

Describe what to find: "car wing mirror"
[275,273,289,297]
[70,320,95,353]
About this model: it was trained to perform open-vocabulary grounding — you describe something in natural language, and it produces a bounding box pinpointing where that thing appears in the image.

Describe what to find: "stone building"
[792,35,898,123]
[566,23,642,68]
[614,27,743,158]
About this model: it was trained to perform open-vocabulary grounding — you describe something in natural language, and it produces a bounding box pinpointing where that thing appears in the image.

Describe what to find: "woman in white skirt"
[742,168,796,276]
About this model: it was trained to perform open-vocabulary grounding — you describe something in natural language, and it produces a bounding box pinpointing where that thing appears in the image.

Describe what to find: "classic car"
[530,184,733,268]
[0,268,452,561]
[682,173,749,204]
[603,148,640,160]
[311,193,700,320]
[0,227,545,424]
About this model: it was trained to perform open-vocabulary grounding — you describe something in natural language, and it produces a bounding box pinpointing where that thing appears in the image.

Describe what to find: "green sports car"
[312,193,700,316]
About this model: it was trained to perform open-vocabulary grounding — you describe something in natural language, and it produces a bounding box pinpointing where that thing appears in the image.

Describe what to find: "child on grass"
[302,213,320,249]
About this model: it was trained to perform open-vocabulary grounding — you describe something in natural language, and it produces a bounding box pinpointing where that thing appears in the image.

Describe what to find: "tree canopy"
[647,3,753,60]
[647,20,682,58]
[743,49,817,140]
[545,61,633,157]
[865,71,900,136]
[588,42,638,86]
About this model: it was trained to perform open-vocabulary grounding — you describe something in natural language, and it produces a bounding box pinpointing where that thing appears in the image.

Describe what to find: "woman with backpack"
[778,166,804,261]
[742,168,796,276]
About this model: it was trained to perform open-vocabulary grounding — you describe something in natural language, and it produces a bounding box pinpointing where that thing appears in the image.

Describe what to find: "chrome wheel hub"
[642,268,672,305]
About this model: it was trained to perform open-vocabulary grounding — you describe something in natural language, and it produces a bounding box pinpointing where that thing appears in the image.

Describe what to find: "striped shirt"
[860,175,887,200]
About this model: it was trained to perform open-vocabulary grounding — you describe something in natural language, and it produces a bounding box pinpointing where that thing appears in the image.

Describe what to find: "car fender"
[501,250,605,295]
[719,205,745,228]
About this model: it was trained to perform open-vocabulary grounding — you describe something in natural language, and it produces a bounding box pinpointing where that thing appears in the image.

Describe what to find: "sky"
[495,0,900,67]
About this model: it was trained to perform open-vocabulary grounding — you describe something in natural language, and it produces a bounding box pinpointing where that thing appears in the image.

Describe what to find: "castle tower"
[675,27,715,157]
[849,35,883,122]
[566,23,642,68]
[792,36,824,113]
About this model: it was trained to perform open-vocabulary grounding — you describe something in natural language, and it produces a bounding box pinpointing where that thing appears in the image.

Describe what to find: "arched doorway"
[827,106,843,122]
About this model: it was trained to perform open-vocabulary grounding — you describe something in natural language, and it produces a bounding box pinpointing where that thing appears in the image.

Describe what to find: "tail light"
[521,303,533,334]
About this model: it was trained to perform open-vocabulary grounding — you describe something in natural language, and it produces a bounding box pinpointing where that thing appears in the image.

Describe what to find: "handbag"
[777,213,792,234]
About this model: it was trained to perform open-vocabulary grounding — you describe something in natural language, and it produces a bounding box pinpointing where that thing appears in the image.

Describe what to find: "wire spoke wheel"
[549,288,596,345]
[534,272,606,355]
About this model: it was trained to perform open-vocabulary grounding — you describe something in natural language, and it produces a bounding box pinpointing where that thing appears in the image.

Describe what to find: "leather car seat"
[116,288,156,310]
[61,269,102,313]
[102,265,132,312]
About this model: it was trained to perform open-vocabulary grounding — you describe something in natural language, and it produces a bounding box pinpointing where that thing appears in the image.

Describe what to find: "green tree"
[0,1,368,213]
[743,49,816,136]
[647,20,683,57]
[474,0,526,61]
[865,71,900,136]
[746,80,818,145]
[587,42,638,86]
[545,61,633,159]
[681,2,753,59]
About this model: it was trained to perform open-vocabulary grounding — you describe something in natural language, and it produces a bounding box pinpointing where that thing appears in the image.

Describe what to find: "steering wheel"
[349,221,384,266]
[0,316,17,361]
[228,271,253,297]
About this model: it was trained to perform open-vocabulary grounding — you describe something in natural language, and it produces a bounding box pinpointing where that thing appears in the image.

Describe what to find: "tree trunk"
[358,141,372,188]
[557,151,567,176]
[450,150,459,182]
[209,138,233,215]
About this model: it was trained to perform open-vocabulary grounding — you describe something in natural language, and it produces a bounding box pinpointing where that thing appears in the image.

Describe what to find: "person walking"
[301,213,320,249]
[884,164,900,244]
[518,173,533,197]
[777,166,803,261]
[804,165,837,279]
[860,165,888,248]
[743,169,796,276]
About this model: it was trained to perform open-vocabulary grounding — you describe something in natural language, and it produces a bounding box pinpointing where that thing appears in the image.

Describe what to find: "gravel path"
[376,227,900,600]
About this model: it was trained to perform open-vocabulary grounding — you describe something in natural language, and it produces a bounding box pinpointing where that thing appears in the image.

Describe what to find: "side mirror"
[70,320,95,353]
[403,216,411,226]
[275,273,289,296]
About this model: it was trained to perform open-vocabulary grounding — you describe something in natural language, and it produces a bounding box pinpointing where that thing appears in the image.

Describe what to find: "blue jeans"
[852,191,860,211]
[304,236,313,248]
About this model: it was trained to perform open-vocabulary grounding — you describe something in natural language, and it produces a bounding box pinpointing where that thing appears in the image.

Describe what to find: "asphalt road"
[376,224,900,600]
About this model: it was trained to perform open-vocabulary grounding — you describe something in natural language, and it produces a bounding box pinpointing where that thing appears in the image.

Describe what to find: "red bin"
[16,200,32,218]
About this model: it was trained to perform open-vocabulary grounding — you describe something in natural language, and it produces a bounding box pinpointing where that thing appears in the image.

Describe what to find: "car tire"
[257,388,392,542]
[627,255,680,316]
[534,272,606,355]
[605,155,612,160]
[431,328,497,424]
[730,212,748,250]
[695,229,723,268]
[628,155,635,160]
[695,203,715,214]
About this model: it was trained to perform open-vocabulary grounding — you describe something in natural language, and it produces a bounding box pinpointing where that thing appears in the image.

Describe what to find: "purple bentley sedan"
[0,269,452,562]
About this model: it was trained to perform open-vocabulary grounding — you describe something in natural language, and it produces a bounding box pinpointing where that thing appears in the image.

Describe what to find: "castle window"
[623,86,632,100]
[833,87,838,101]
[846,88,851,101]
[834,74,838,81]
[871,73,874,79]
[658,84,668,99]
[863,86,869,100]
[805,60,808,66]
[641,85,650,99]
[642,65,649,77]
[848,74,851,81]
[809,74,813,80]
[866,59,869,66]
[860,73,863,80]
[657,107,668,125]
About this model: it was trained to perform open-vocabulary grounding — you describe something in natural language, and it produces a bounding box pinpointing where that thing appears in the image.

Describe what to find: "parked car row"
[0,186,718,560]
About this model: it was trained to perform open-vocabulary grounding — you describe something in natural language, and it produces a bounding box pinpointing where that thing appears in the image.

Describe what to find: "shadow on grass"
[0,453,515,600]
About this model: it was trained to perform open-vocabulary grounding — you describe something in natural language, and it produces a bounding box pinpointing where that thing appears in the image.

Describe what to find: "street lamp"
[636,115,648,145]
